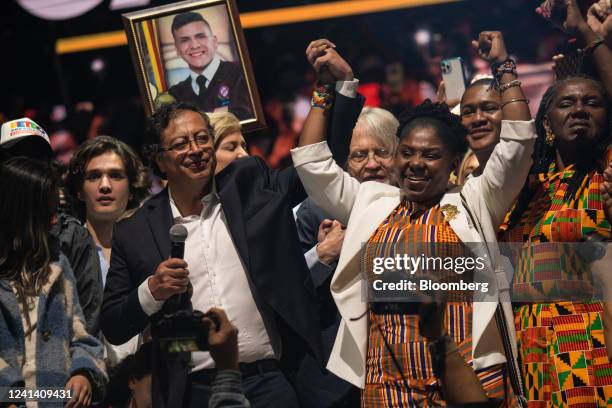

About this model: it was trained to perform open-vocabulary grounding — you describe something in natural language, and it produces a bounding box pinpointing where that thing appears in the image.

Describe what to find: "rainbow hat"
[0,118,51,150]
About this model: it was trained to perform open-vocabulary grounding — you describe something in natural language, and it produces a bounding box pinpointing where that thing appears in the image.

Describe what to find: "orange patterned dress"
[362,201,516,407]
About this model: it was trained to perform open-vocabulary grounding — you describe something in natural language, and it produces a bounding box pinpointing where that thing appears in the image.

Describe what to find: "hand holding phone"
[440,58,467,103]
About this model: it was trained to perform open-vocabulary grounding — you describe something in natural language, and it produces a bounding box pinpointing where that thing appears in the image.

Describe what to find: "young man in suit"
[167,12,252,120]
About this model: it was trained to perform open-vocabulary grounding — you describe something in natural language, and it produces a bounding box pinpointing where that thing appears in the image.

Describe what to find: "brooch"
[217,84,231,107]
[440,204,459,221]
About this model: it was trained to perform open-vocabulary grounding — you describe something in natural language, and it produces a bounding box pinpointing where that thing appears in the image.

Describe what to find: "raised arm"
[573,0,612,99]
[467,31,536,227]
[299,39,354,148]
[472,31,531,122]
[241,40,363,210]
[292,40,361,224]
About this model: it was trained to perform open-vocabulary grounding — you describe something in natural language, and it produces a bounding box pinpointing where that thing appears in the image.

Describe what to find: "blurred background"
[2,0,568,169]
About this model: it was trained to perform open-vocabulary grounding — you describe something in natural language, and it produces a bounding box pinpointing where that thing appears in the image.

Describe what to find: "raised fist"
[306,39,353,84]
[472,31,509,64]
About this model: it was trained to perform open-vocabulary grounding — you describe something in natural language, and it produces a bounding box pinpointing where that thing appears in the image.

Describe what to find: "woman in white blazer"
[291,32,536,407]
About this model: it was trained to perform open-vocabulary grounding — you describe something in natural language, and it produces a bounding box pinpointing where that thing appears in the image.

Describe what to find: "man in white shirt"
[102,42,361,407]
[101,101,322,408]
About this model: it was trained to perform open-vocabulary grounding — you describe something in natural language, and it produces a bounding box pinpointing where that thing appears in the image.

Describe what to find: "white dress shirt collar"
[189,55,221,94]
[168,182,219,221]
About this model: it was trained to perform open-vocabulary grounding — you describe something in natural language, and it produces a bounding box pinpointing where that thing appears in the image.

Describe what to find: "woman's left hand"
[65,374,92,408]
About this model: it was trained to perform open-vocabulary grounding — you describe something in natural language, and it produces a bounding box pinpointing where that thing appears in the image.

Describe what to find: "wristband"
[311,83,334,111]
[491,58,517,91]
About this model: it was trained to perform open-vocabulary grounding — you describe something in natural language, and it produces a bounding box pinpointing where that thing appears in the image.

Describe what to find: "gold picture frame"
[123,0,265,132]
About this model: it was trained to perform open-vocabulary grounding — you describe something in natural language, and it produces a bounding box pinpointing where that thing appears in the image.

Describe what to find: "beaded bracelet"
[499,79,521,92]
[311,83,334,110]
[501,98,529,109]
[490,58,517,91]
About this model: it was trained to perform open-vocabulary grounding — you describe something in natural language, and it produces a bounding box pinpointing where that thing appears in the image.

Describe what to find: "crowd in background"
[0,0,571,173]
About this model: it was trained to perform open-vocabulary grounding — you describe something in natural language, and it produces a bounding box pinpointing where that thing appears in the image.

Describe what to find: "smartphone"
[440,57,467,102]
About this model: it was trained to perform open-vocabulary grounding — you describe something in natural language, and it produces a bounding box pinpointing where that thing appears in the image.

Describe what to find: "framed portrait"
[123,0,265,132]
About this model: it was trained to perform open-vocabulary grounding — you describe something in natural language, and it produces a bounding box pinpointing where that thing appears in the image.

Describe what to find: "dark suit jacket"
[168,61,252,120]
[52,213,102,337]
[294,92,363,408]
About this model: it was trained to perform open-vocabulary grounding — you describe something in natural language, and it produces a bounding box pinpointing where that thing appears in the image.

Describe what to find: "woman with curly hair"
[292,32,535,407]
[0,157,107,408]
[65,136,150,364]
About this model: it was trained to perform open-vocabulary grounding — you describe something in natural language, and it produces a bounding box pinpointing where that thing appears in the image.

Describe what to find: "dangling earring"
[545,125,555,147]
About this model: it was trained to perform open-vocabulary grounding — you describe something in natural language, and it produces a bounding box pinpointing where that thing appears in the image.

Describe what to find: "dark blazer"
[52,213,102,337]
[294,92,363,408]
[168,61,252,120]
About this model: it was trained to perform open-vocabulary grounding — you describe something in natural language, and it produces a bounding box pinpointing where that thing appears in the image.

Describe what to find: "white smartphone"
[441,57,467,102]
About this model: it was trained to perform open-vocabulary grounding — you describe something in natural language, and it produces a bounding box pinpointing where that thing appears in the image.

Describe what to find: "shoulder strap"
[460,193,527,408]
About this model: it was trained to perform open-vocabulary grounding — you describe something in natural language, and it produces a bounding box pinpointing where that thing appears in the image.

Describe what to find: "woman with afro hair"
[291,32,535,407]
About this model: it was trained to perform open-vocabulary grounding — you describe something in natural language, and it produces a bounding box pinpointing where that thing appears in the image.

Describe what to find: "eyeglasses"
[159,134,211,153]
[348,148,392,163]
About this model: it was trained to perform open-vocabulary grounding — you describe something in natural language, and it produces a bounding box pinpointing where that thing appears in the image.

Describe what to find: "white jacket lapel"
[328,191,400,387]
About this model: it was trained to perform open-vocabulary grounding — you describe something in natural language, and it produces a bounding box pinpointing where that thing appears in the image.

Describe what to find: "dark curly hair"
[65,136,150,221]
[143,101,213,179]
[505,75,610,231]
[103,342,152,408]
[397,99,468,157]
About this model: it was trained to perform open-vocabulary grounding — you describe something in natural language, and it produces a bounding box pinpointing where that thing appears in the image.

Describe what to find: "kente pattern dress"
[500,162,612,408]
[362,201,516,408]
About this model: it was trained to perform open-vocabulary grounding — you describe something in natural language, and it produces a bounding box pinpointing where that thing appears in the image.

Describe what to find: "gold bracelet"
[501,98,529,109]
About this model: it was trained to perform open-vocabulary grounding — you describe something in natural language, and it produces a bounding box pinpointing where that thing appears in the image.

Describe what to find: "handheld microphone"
[170,224,188,259]
[167,224,189,313]
[154,224,209,353]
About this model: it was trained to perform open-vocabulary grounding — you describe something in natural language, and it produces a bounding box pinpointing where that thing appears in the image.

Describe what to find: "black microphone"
[170,224,188,259]
[167,224,189,313]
